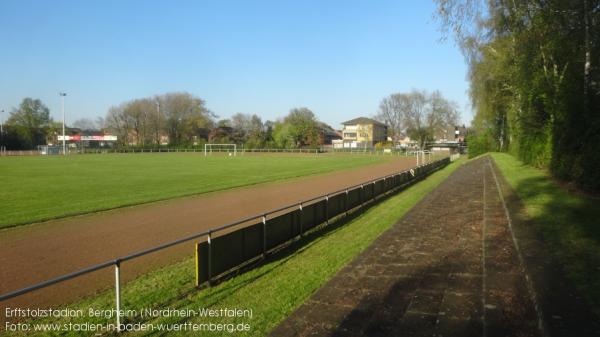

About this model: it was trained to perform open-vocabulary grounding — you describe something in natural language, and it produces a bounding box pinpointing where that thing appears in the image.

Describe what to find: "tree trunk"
[583,0,591,115]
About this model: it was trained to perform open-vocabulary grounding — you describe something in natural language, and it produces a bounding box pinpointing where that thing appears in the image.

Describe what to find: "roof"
[341,117,387,127]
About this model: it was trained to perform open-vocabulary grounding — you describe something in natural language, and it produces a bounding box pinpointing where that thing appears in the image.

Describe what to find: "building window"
[360,133,369,138]
[344,132,357,138]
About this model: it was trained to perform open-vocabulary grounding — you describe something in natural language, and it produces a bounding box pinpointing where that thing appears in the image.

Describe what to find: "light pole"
[59,92,67,155]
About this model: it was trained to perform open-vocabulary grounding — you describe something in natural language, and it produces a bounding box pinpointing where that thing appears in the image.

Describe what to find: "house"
[454,125,467,142]
[433,125,468,142]
[317,122,342,146]
[340,117,388,149]
[396,133,415,149]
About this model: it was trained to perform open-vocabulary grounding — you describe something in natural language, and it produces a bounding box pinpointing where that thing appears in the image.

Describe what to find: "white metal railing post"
[360,184,364,207]
[299,203,303,236]
[114,260,121,332]
[207,231,212,286]
[325,195,329,225]
[345,189,349,216]
[372,181,376,201]
[262,214,267,257]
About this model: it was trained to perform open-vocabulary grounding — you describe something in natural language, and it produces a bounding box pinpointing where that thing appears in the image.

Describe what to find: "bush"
[466,134,493,158]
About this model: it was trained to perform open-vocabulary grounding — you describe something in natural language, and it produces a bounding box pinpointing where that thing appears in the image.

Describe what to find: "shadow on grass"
[513,174,600,243]
[490,158,600,336]
[512,172,600,296]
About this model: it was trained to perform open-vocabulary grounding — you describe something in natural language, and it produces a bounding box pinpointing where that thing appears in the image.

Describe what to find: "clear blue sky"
[0,0,471,129]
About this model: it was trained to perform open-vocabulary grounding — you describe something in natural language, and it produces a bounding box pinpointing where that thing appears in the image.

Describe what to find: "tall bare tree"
[105,104,130,145]
[376,93,411,142]
[377,90,460,149]
[230,113,265,144]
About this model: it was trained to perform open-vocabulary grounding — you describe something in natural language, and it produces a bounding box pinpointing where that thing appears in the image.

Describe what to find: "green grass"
[491,153,600,314]
[3,159,461,336]
[0,153,393,228]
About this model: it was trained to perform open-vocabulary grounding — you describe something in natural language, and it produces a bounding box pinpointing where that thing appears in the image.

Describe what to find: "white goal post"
[204,144,237,156]
[414,150,432,166]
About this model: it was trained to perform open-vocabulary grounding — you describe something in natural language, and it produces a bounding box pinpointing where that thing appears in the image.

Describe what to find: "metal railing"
[0,157,450,332]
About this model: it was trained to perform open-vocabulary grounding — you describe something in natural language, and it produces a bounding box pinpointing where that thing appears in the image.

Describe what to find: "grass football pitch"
[0,153,393,228]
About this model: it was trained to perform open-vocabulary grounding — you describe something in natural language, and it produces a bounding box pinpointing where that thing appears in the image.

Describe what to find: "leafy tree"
[435,0,600,190]
[106,92,214,146]
[271,122,294,148]
[283,107,319,147]
[6,98,51,148]
[161,92,214,145]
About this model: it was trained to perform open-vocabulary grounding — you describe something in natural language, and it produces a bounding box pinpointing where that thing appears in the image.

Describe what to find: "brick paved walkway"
[271,157,543,337]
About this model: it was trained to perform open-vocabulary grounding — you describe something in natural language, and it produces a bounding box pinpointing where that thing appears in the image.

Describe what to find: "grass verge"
[3,159,461,336]
[491,152,600,314]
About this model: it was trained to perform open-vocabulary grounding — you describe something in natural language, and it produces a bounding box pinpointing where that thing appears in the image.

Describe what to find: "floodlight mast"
[59,92,67,155]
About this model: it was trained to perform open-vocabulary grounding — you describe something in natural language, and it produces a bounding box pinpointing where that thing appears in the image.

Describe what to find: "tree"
[376,90,459,149]
[230,113,266,146]
[124,99,156,146]
[272,121,294,148]
[283,107,319,147]
[72,118,100,130]
[105,92,214,146]
[434,0,600,190]
[403,90,432,150]
[105,99,152,145]
[105,104,130,145]
[375,93,410,142]
[428,90,459,140]
[230,113,250,142]
[160,92,214,145]
[7,98,51,148]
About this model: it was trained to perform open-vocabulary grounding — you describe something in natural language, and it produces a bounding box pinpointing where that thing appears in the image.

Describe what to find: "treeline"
[436,0,600,190]
[105,92,326,148]
[0,93,332,150]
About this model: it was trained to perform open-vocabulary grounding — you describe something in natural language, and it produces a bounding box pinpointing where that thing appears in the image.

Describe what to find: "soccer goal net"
[204,144,237,156]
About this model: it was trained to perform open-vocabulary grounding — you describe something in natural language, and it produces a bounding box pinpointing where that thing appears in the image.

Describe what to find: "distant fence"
[0,147,450,157]
[0,157,450,332]
[0,150,38,156]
